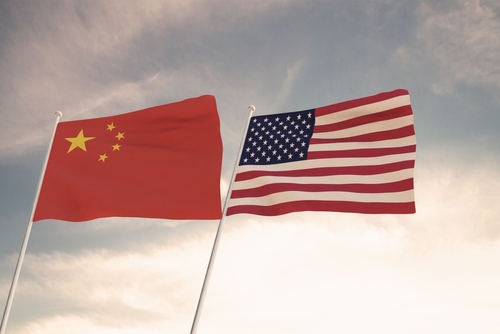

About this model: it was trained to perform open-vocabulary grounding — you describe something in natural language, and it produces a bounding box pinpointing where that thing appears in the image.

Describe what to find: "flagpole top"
[54,111,62,118]
[248,105,256,113]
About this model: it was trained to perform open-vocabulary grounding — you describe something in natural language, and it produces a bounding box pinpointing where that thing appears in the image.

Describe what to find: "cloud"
[3,151,500,333]
[0,0,309,158]
[408,148,500,246]
[271,60,303,111]
[0,1,176,157]
[199,218,500,333]
[417,0,500,94]
[2,1,500,332]
[2,234,214,333]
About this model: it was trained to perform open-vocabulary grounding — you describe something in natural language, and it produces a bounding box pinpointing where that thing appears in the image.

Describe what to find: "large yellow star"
[65,130,95,153]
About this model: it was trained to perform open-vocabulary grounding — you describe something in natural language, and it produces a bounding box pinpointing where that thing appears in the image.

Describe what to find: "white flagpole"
[0,111,62,334]
[190,105,255,334]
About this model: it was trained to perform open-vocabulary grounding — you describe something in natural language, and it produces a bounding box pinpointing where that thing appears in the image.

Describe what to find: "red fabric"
[34,95,222,222]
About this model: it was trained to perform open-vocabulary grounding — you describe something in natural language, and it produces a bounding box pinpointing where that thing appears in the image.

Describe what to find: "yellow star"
[115,132,125,140]
[98,153,108,162]
[112,144,121,151]
[65,130,95,153]
[107,123,116,131]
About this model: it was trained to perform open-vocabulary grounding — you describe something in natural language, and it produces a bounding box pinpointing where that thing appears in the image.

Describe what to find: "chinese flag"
[33,95,223,222]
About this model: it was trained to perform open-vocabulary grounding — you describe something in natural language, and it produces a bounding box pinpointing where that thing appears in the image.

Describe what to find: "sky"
[1,0,499,333]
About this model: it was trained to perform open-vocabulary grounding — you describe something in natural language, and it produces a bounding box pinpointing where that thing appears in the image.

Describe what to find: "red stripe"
[315,89,409,117]
[310,125,415,144]
[231,178,415,198]
[226,200,416,216]
[235,160,415,182]
[314,105,413,133]
[307,145,416,159]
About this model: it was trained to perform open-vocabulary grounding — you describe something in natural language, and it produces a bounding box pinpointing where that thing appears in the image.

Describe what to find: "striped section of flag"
[226,89,416,216]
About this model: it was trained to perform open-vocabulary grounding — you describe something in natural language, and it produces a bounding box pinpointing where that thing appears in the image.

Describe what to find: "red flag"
[34,95,223,222]
[226,89,416,216]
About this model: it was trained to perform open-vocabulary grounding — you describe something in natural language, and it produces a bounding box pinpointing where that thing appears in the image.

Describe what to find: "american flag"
[226,89,416,216]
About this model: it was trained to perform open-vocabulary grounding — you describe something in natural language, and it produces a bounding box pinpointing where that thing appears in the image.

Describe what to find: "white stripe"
[311,115,414,140]
[232,168,415,191]
[228,189,415,206]
[314,95,411,126]
[308,135,416,152]
[235,152,416,173]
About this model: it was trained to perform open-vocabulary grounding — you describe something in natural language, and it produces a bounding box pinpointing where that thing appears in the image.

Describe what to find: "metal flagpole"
[0,111,62,334]
[190,105,255,334]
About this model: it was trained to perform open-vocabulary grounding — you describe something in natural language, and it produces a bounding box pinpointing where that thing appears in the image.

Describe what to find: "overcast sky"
[1,0,500,333]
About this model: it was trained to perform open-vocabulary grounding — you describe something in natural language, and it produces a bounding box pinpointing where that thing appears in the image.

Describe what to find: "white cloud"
[409,150,500,246]
[271,60,303,112]
[418,0,500,94]
[2,1,500,333]
[4,235,214,333]
[21,315,164,334]
[3,154,500,333]
[0,0,261,157]
[200,217,500,333]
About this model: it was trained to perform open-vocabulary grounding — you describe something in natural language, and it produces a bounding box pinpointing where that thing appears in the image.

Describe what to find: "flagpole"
[190,105,255,334]
[0,111,62,334]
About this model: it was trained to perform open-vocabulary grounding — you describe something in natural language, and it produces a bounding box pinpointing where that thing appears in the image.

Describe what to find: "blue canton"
[239,109,316,165]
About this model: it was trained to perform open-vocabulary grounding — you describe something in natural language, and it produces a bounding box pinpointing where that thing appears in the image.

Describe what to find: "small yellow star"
[65,130,95,153]
[107,123,116,131]
[115,132,125,140]
[98,153,108,162]
[112,144,121,151]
